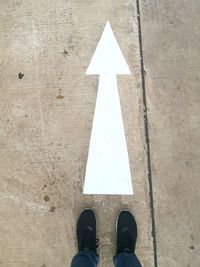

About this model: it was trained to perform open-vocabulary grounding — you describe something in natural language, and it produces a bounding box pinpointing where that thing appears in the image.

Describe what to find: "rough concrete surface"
[140,0,200,266]
[0,1,153,267]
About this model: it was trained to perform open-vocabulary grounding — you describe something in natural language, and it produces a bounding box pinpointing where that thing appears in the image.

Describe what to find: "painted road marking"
[83,21,133,195]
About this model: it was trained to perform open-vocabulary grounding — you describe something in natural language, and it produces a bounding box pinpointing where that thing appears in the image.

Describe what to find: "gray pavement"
[140,0,200,266]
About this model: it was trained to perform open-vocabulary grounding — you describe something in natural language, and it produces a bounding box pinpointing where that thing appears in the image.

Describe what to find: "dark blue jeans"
[71,250,142,267]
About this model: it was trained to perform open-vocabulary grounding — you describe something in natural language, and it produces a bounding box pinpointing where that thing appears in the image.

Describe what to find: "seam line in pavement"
[135,0,158,266]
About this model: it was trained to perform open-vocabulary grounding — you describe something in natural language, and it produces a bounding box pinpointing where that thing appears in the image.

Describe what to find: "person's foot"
[76,209,99,254]
[116,210,137,254]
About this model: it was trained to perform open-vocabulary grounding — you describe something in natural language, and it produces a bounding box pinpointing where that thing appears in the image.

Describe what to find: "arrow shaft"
[93,75,123,136]
[83,74,132,194]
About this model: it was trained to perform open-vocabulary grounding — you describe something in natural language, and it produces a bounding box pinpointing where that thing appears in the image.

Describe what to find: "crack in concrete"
[136,0,158,266]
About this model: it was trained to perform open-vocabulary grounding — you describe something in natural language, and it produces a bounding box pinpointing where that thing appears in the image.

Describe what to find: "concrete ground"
[0,1,199,267]
[140,0,200,266]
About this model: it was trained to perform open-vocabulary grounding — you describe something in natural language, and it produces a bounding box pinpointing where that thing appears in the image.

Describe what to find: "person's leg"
[113,252,142,267]
[71,250,99,267]
[70,209,100,267]
[113,210,142,267]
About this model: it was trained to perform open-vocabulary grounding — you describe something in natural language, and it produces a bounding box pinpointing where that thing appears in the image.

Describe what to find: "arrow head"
[86,21,131,75]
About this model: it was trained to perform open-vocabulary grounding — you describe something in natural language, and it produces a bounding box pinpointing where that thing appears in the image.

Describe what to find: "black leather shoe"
[116,210,137,254]
[76,209,99,255]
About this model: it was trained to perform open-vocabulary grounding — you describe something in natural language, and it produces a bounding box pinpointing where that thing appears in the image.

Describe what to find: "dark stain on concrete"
[57,95,64,99]
[49,206,56,212]
[42,184,47,190]
[63,49,69,57]
[41,264,47,267]
[18,72,24,79]
[44,195,50,201]
[57,88,64,99]
[190,245,195,250]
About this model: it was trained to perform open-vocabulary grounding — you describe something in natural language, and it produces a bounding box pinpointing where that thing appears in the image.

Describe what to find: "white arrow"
[83,21,133,195]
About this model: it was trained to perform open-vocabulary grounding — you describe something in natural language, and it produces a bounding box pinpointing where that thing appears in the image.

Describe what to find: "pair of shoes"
[76,209,137,255]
